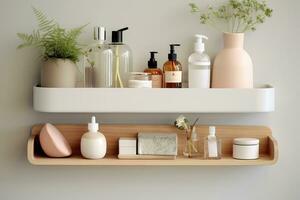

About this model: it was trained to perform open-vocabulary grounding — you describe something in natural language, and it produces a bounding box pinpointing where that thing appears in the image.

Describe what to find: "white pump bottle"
[188,34,211,88]
[80,116,107,159]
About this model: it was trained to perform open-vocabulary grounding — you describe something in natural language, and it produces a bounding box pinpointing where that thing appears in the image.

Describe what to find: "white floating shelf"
[33,85,275,113]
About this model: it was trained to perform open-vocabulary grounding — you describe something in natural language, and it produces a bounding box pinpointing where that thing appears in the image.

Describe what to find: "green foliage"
[17,7,86,62]
[189,0,273,33]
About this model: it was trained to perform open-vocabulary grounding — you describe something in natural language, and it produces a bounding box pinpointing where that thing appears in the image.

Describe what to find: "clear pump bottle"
[204,126,221,159]
[84,26,113,88]
[110,27,133,88]
[188,35,211,88]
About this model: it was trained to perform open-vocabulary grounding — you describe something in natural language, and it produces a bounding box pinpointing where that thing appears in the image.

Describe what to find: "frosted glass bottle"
[84,27,113,88]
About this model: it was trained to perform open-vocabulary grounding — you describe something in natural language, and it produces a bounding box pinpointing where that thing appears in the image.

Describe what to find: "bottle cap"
[112,27,129,43]
[168,44,180,60]
[194,34,208,53]
[94,26,106,41]
[88,116,99,133]
[148,51,158,68]
[234,138,259,145]
[209,126,216,136]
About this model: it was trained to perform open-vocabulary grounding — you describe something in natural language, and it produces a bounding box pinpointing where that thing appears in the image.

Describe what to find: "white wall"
[0,0,299,199]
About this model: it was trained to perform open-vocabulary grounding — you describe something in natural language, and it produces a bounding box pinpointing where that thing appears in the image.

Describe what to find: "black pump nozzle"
[112,27,129,43]
[168,44,180,60]
[148,51,158,68]
[118,27,129,32]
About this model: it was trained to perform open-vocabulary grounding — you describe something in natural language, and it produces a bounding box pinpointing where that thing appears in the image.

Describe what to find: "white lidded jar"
[233,138,259,160]
[128,72,152,88]
[80,116,107,159]
[188,35,211,88]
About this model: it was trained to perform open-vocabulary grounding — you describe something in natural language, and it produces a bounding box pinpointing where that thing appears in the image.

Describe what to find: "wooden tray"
[27,124,278,166]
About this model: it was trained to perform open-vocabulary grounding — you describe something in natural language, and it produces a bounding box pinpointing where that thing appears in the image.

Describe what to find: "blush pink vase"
[212,32,253,88]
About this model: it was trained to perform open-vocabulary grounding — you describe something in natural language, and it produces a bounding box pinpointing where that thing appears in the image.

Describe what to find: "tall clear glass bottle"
[84,26,113,88]
[110,27,133,88]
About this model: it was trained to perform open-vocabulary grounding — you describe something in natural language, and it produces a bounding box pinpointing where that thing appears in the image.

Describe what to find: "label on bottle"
[192,61,211,66]
[151,75,162,88]
[164,71,182,83]
[208,137,218,158]
[189,69,210,88]
[188,62,211,88]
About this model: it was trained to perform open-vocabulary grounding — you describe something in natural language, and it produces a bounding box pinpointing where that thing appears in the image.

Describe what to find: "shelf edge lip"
[33,85,274,90]
[33,85,275,113]
[28,160,277,166]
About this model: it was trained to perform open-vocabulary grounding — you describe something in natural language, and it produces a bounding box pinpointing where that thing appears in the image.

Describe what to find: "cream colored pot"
[212,32,253,88]
[41,58,78,88]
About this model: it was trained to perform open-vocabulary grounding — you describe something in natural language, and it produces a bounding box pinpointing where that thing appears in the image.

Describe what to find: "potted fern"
[189,0,273,88]
[17,8,85,88]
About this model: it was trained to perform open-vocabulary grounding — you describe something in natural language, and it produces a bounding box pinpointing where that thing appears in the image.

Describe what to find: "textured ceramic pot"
[212,32,253,88]
[41,58,78,88]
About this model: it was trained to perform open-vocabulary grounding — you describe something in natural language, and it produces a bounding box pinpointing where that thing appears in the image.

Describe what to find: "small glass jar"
[183,127,201,158]
[128,72,152,88]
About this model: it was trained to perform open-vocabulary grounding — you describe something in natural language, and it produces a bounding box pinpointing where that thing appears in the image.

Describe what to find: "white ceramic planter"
[41,58,78,88]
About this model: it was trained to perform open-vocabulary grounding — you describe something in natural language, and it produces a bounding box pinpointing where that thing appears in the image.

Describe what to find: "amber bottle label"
[151,75,162,88]
[164,71,182,83]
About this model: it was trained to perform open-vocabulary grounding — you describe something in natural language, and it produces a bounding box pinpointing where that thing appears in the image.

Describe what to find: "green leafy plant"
[189,0,273,33]
[17,7,86,62]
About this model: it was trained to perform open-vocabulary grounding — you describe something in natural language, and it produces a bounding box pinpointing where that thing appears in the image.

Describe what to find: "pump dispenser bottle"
[144,52,162,88]
[204,126,221,159]
[188,35,211,88]
[110,27,133,88]
[80,116,107,159]
[163,44,182,88]
[84,26,112,88]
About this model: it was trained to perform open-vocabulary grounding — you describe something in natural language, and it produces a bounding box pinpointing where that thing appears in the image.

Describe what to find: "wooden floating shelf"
[27,124,278,166]
[33,85,275,113]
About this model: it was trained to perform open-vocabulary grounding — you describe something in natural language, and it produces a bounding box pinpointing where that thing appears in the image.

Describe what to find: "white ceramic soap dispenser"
[188,34,211,88]
[80,116,107,159]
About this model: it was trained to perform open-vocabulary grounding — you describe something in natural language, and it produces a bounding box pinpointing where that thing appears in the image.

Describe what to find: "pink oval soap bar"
[39,123,72,157]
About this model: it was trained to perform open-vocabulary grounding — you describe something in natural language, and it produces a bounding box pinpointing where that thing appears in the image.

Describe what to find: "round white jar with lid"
[128,72,152,88]
[233,138,259,160]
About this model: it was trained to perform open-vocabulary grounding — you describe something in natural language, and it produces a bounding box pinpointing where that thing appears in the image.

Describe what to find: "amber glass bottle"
[163,44,182,88]
[144,52,162,88]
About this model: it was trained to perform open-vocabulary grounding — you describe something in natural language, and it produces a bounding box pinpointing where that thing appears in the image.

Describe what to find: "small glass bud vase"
[183,127,201,158]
